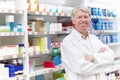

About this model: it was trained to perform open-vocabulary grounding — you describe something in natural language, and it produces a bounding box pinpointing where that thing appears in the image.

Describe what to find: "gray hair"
[71,6,91,20]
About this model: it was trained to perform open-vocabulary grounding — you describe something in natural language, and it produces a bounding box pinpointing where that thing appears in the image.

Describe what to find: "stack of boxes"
[51,43,61,66]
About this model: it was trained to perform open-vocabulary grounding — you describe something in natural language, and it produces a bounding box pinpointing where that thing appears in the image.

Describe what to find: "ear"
[72,19,75,25]
[72,21,75,25]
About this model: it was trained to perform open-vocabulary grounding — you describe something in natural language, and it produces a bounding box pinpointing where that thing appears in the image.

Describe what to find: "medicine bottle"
[19,43,25,54]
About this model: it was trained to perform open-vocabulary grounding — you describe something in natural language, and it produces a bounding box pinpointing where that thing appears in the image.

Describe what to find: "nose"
[81,17,86,22]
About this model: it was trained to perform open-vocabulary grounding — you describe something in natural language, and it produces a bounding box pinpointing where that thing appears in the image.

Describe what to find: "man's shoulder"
[62,33,74,43]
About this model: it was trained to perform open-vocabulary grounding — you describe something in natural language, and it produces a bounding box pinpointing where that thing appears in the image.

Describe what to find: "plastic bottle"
[17,59,23,75]
[6,15,14,32]
[19,43,25,54]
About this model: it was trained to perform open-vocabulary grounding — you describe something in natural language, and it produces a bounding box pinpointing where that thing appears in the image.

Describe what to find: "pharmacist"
[61,6,115,80]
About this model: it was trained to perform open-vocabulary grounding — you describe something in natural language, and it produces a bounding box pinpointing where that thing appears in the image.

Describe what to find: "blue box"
[53,56,61,66]
[5,64,15,77]
[36,74,44,80]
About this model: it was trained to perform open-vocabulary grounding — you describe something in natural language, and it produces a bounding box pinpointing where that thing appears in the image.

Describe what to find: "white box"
[0,64,5,80]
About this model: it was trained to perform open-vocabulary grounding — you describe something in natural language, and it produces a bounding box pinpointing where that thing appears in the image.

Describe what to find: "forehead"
[75,10,89,16]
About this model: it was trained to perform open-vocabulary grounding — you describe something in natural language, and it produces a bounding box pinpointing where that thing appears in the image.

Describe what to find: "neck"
[79,31,88,36]
[80,31,88,40]
[81,32,87,36]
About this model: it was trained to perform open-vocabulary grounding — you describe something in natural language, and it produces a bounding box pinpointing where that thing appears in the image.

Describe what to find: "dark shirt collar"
[81,32,89,40]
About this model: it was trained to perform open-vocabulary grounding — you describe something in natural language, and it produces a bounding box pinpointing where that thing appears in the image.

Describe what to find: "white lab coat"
[61,29,115,80]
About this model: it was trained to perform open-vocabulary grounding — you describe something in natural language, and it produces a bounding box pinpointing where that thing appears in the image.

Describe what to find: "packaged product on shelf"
[44,61,55,68]
[30,3,39,11]
[0,1,15,10]
[16,24,23,32]
[19,43,25,54]
[0,64,5,79]
[12,59,18,75]
[5,15,14,32]
[17,59,24,75]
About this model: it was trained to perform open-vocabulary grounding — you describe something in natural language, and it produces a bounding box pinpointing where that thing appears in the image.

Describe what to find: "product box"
[36,74,44,80]
[44,61,55,68]
[30,3,39,11]
[5,45,19,55]
[53,56,61,66]
[0,1,15,10]
[0,64,5,79]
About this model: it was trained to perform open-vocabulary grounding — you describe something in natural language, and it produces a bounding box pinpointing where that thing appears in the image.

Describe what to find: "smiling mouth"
[80,23,88,26]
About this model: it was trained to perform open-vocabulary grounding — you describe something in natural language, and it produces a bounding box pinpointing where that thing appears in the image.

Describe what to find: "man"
[61,6,115,80]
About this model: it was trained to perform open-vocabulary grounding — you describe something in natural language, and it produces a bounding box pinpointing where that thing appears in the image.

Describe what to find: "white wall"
[38,0,84,7]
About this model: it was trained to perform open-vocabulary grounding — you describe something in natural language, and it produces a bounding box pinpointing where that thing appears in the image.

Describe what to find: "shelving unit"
[27,1,71,79]
[0,0,28,80]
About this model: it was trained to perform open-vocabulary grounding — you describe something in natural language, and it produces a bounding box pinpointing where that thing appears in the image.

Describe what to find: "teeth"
[80,23,87,25]
[80,23,87,24]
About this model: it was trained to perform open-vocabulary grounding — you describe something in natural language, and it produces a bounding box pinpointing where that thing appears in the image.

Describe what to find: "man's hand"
[98,47,108,53]
[84,54,94,62]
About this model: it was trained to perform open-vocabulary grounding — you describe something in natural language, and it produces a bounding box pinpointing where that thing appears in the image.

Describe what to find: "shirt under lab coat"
[61,29,115,80]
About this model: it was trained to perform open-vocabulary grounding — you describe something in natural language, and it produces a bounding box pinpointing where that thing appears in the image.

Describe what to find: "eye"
[78,16,82,19]
[84,16,89,19]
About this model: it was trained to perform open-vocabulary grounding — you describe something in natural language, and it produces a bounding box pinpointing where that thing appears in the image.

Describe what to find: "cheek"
[87,20,90,25]
[88,19,90,23]
[87,21,90,25]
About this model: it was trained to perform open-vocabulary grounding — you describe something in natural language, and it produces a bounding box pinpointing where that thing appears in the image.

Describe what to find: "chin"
[79,29,87,31]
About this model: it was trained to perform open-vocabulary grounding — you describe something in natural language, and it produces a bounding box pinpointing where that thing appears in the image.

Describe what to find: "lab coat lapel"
[71,29,90,51]
[79,38,90,51]
[88,35,95,51]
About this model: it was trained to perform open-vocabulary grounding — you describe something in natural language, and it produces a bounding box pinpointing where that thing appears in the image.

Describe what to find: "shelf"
[90,30,120,34]
[0,54,25,60]
[28,11,115,20]
[0,32,25,37]
[28,31,70,37]
[27,11,71,17]
[103,30,120,33]
[28,30,119,37]
[30,64,64,77]
[107,43,120,46]
[29,50,51,59]
[91,16,115,19]
[0,9,24,14]
[5,75,26,80]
